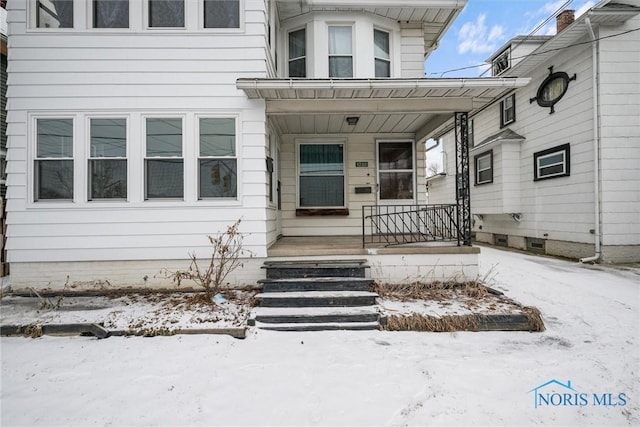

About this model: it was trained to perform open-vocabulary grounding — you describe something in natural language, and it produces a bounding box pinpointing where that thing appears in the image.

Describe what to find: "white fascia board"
[301,0,467,8]
[237,78,531,93]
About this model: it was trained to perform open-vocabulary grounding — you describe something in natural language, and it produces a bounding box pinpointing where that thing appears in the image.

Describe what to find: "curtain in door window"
[94,0,129,28]
[378,142,414,200]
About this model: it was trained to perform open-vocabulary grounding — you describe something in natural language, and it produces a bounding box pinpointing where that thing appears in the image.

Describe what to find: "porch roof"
[237,77,530,137]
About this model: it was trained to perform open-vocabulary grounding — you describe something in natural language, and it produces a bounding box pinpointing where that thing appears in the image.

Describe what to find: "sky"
[425,0,598,78]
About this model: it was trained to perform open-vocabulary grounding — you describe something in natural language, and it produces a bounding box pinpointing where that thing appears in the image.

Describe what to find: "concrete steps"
[252,259,380,332]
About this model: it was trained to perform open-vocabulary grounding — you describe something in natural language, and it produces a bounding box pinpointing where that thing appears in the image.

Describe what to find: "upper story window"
[37,0,73,28]
[145,117,184,199]
[492,47,510,76]
[148,0,184,28]
[35,118,74,201]
[204,0,239,29]
[328,26,353,78]
[93,0,129,29]
[288,28,306,78]
[89,118,127,200]
[500,94,516,128]
[198,117,237,199]
[374,29,390,78]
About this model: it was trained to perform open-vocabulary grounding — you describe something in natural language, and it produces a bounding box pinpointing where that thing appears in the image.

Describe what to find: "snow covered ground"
[1,246,638,426]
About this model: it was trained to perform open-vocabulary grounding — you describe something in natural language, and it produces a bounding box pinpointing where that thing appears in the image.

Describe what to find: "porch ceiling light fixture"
[346,116,359,126]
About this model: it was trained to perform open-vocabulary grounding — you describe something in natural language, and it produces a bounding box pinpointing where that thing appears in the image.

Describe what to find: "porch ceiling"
[275,0,467,55]
[237,77,530,136]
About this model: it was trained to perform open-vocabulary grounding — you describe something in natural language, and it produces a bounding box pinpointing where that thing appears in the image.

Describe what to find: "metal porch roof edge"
[236,77,531,100]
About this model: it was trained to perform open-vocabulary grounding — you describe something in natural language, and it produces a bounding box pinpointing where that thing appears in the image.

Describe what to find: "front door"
[376,140,415,204]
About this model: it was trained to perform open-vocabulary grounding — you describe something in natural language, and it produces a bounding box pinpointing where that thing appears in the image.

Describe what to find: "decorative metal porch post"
[454,112,472,246]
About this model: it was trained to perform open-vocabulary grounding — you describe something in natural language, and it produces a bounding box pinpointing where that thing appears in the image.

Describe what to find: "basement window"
[527,237,546,254]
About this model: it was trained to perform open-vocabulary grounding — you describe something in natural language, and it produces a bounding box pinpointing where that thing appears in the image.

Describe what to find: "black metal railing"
[362,204,459,247]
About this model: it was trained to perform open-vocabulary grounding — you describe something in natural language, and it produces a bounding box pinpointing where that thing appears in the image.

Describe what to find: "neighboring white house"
[5,0,534,290]
[427,0,640,263]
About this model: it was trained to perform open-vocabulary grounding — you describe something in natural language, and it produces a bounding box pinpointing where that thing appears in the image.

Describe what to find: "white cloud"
[457,14,506,54]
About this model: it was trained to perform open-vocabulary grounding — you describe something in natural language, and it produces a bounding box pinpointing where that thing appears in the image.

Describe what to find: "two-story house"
[5,0,533,290]
[427,0,640,263]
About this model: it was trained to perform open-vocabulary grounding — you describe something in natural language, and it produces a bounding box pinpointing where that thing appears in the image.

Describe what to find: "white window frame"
[196,116,239,200]
[87,116,129,201]
[199,0,244,32]
[373,27,391,78]
[328,25,354,78]
[287,26,307,78]
[376,139,416,204]
[474,150,493,185]
[32,116,75,202]
[296,139,347,209]
[534,143,570,181]
[143,115,185,200]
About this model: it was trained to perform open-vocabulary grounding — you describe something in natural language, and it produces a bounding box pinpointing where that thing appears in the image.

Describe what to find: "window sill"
[296,208,349,217]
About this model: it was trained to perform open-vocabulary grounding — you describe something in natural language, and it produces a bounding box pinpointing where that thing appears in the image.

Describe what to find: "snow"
[1,246,639,426]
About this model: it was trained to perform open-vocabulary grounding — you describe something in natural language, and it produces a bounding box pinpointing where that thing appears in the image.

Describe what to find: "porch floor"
[267,236,479,257]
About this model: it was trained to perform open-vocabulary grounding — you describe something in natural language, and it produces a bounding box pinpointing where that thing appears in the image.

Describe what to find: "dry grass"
[384,313,481,332]
[522,306,546,332]
[373,280,488,301]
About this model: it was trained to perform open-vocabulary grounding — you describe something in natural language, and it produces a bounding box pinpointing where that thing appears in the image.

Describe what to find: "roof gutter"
[237,77,531,92]
[580,16,602,264]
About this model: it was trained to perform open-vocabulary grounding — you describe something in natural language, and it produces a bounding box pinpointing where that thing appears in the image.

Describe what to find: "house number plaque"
[355,161,368,167]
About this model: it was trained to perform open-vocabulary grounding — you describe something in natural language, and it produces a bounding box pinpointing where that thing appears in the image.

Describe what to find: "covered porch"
[237,77,530,253]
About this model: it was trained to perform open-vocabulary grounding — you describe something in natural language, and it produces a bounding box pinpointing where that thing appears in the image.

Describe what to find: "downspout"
[580,16,602,263]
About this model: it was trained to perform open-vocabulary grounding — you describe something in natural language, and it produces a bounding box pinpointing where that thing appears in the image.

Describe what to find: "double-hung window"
[93,0,129,28]
[288,28,306,77]
[374,29,390,77]
[37,0,73,28]
[89,118,127,200]
[474,151,493,185]
[35,118,74,201]
[298,143,345,207]
[204,0,240,28]
[145,118,184,199]
[148,0,184,28]
[198,118,237,199]
[500,94,516,127]
[534,144,570,181]
[328,26,353,78]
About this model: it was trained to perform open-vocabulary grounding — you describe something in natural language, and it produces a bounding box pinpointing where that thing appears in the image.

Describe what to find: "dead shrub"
[384,313,481,332]
[522,306,546,332]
